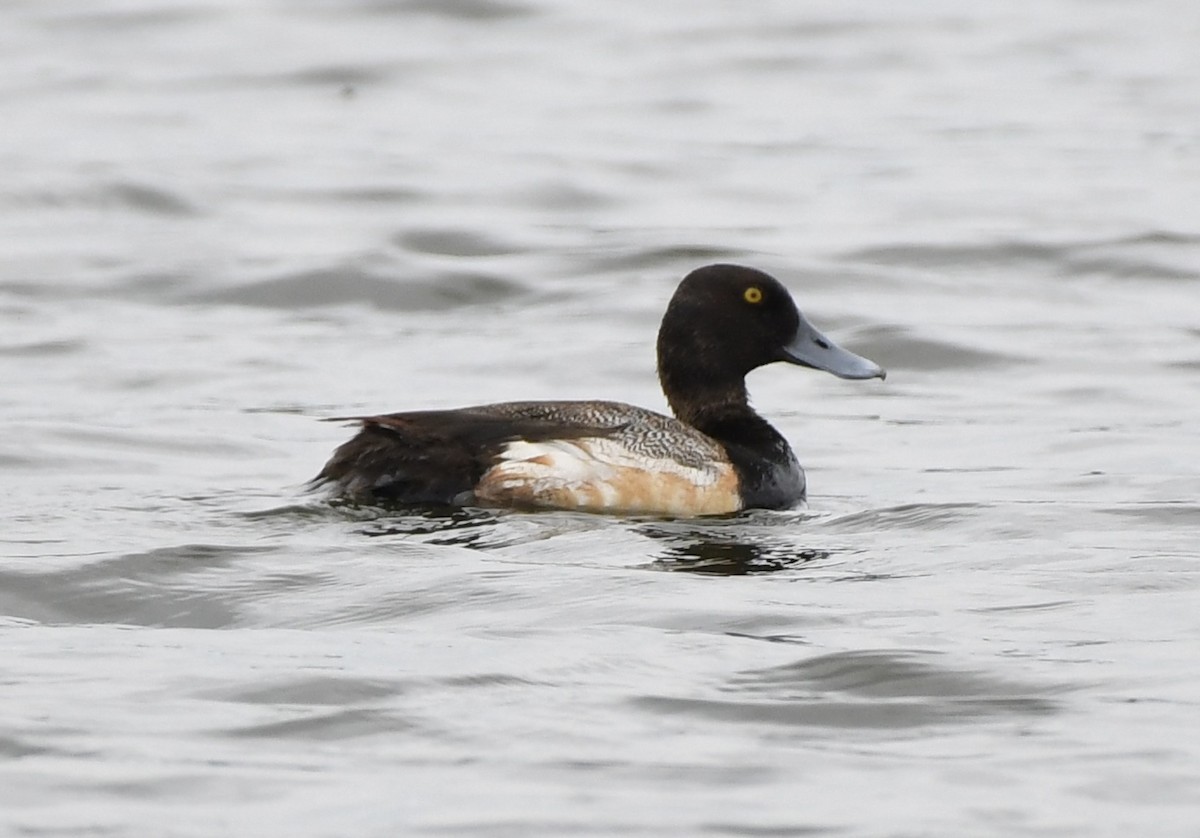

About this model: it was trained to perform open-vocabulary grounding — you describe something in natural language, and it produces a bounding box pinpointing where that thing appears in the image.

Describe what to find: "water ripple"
[221,708,415,740]
[0,338,86,358]
[849,325,1027,371]
[844,234,1200,281]
[394,227,524,257]
[821,503,983,532]
[351,0,535,21]
[0,543,272,629]
[187,264,525,311]
[636,649,1058,730]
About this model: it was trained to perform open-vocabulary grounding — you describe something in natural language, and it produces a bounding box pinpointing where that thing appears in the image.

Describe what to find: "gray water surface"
[2,1,1199,836]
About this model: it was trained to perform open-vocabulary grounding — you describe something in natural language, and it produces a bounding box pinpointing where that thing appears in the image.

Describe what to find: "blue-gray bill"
[781,313,886,380]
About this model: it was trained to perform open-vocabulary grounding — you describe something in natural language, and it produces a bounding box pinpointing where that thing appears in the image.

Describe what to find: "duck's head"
[656,264,885,407]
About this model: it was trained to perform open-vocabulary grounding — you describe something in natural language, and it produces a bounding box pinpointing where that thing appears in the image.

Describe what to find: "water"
[2,0,1199,835]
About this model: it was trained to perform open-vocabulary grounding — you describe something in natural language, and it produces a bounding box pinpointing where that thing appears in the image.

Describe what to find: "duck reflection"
[335,501,829,572]
[637,522,828,575]
[353,503,499,544]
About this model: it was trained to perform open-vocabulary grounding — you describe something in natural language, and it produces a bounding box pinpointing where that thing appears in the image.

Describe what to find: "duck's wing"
[311,401,638,504]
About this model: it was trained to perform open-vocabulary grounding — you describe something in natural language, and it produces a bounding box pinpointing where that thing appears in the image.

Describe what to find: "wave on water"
[848,325,1029,371]
[0,543,270,629]
[843,232,1200,281]
[635,648,1060,730]
[184,263,526,311]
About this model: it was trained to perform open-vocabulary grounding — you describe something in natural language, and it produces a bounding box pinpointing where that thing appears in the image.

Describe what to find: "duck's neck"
[668,385,787,453]
[663,379,805,509]
[657,338,795,463]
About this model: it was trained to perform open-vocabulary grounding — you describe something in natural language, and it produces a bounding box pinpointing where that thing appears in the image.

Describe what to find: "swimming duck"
[314,263,884,516]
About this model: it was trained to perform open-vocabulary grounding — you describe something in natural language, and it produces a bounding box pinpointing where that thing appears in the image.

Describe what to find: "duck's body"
[317,400,749,515]
[314,264,884,516]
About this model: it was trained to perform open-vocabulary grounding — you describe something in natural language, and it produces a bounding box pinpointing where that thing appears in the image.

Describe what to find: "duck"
[313,263,885,516]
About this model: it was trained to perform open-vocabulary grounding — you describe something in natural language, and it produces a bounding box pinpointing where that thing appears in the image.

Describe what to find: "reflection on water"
[637,521,829,575]
[353,503,499,542]
[320,501,830,574]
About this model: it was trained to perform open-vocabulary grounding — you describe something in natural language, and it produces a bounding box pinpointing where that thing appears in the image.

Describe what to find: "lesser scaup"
[314,263,884,516]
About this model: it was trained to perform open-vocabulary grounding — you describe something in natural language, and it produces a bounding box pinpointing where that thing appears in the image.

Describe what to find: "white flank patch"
[493,438,720,486]
[477,437,731,514]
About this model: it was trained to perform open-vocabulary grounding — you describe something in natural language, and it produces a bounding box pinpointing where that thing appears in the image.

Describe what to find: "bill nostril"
[814,338,830,350]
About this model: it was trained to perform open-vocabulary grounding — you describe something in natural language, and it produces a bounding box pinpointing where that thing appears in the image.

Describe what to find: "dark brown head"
[656,264,884,418]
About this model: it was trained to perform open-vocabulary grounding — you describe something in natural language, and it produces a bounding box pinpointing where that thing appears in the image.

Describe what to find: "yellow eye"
[743,286,763,304]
